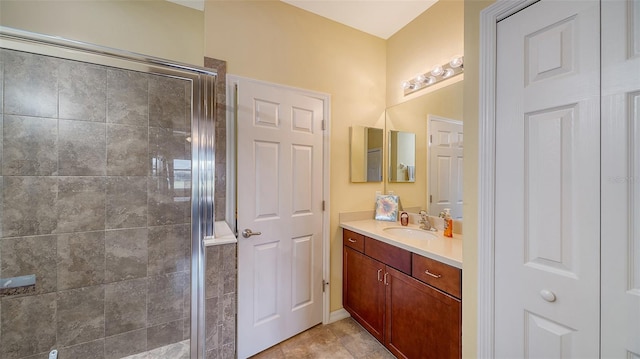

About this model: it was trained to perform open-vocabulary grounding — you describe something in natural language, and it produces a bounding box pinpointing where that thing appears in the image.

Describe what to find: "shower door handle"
[242,228,262,238]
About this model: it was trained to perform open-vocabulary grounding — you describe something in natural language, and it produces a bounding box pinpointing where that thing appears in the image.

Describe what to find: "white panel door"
[495,1,600,357]
[236,78,324,358]
[601,0,640,357]
[428,116,463,219]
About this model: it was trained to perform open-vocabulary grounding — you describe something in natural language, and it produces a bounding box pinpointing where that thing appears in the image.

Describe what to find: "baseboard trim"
[328,308,351,323]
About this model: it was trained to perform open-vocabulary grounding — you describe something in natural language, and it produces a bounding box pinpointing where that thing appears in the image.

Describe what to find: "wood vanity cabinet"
[342,228,461,359]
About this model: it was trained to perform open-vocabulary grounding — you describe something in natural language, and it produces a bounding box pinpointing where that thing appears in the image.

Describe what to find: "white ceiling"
[167,0,438,40]
[281,0,438,39]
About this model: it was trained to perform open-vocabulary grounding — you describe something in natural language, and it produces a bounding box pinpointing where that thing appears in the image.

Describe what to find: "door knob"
[242,228,262,238]
[540,289,556,302]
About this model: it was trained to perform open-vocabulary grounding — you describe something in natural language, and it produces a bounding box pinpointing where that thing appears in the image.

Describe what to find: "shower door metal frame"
[0,26,216,359]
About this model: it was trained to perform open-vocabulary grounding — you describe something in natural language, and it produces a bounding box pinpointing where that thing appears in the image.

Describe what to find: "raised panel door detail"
[291,145,313,216]
[524,106,576,277]
[291,235,313,311]
[253,241,281,325]
[428,117,463,218]
[292,107,314,134]
[436,156,452,205]
[525,312,576,359]
[254,141,280,220]
[496,1,600,357]
[526,16,576,86]
[437,130,452,148]
[254,99,279,128]
[456,156,464,207]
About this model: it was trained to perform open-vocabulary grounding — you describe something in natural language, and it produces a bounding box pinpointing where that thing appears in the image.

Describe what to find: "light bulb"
[431,65,444,76]
[442,68,455,78]
[426,76,436,85]
[449,55,464,68]
[416,74,426,83]
[402,81,412,90]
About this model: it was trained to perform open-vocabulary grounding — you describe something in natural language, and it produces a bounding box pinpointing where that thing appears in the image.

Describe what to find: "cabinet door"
[385,266,461,359]
[343,246,385,341]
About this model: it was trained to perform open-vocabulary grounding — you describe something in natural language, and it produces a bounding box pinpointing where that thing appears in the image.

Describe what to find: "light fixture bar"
[402,56,464,96]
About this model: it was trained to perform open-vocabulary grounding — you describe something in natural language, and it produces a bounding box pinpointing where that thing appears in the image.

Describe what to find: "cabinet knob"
[377,269,383,282]
[540,289,556,302]
[347,238,357,243]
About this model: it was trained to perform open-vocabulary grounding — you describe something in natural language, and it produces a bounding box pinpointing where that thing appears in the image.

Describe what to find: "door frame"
[225,74,332,324]
[477,1,539,357]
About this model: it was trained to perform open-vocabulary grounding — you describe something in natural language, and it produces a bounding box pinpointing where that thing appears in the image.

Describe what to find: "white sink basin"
[382,227,437,240]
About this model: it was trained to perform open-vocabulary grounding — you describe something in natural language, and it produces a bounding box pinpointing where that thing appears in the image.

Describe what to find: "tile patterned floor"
[249,317,396,359]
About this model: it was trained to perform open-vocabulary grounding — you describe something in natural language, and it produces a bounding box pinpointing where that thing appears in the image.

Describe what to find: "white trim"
[226,74,333,326]
[477,1,538,358]
[328,308,351,324]
[226,77,238,234]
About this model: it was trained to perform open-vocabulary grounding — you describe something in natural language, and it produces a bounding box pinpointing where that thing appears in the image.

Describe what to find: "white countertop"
[340,219,463,269]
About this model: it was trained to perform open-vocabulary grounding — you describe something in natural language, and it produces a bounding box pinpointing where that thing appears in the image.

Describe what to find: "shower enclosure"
[0,28,219,359]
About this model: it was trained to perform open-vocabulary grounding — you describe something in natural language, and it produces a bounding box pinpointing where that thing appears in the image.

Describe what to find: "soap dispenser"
[443,208,453,238]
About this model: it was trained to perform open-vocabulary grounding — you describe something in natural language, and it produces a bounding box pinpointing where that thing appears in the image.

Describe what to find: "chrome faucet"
[419,210,434,231]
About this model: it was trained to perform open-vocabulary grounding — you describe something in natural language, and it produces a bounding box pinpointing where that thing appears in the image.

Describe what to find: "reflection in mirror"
[384,80,464,215]
[350,125,384,182]
[428,116,463,219]
[389,130,416,182]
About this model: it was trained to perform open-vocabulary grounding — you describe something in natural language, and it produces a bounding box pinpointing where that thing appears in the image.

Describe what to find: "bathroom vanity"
[341,219,462,359]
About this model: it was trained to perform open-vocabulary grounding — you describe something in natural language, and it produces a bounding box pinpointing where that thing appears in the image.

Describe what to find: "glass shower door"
[0,31,213,359]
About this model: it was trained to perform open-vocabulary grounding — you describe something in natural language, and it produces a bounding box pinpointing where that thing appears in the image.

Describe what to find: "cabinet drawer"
[412,254,462,299]
[343,229,365,252]
[365,237,411,275]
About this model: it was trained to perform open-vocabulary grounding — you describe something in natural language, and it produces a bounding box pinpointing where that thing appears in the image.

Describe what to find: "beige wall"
[203,0,388,313]
[386,0,464,107]
[462,0,495,358]
[0,0,204,65]
[384,0,464,211]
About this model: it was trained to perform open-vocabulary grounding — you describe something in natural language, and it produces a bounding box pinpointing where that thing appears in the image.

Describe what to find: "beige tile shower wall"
[0,49,193,359]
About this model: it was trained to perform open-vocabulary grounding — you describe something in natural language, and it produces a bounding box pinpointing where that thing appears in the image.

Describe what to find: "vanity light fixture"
[402,55,464,96]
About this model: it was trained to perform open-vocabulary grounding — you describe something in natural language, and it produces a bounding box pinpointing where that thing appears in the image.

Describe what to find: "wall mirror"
[385,80,464,217]
[388,130,416,182]
[350,125,384,182]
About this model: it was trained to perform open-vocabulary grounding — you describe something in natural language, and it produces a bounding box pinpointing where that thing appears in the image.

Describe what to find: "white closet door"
[495,0,601,357]
[601,0,640,357]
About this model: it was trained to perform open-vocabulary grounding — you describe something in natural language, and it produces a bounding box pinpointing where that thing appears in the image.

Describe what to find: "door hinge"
[322,200,325,211]
[429,134,433,144]
[321,120,326,131]
[322,280,329,293]
[430,195,433,203]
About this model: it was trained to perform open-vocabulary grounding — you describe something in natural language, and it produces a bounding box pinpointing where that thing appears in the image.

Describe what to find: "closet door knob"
[540,289,556,302]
